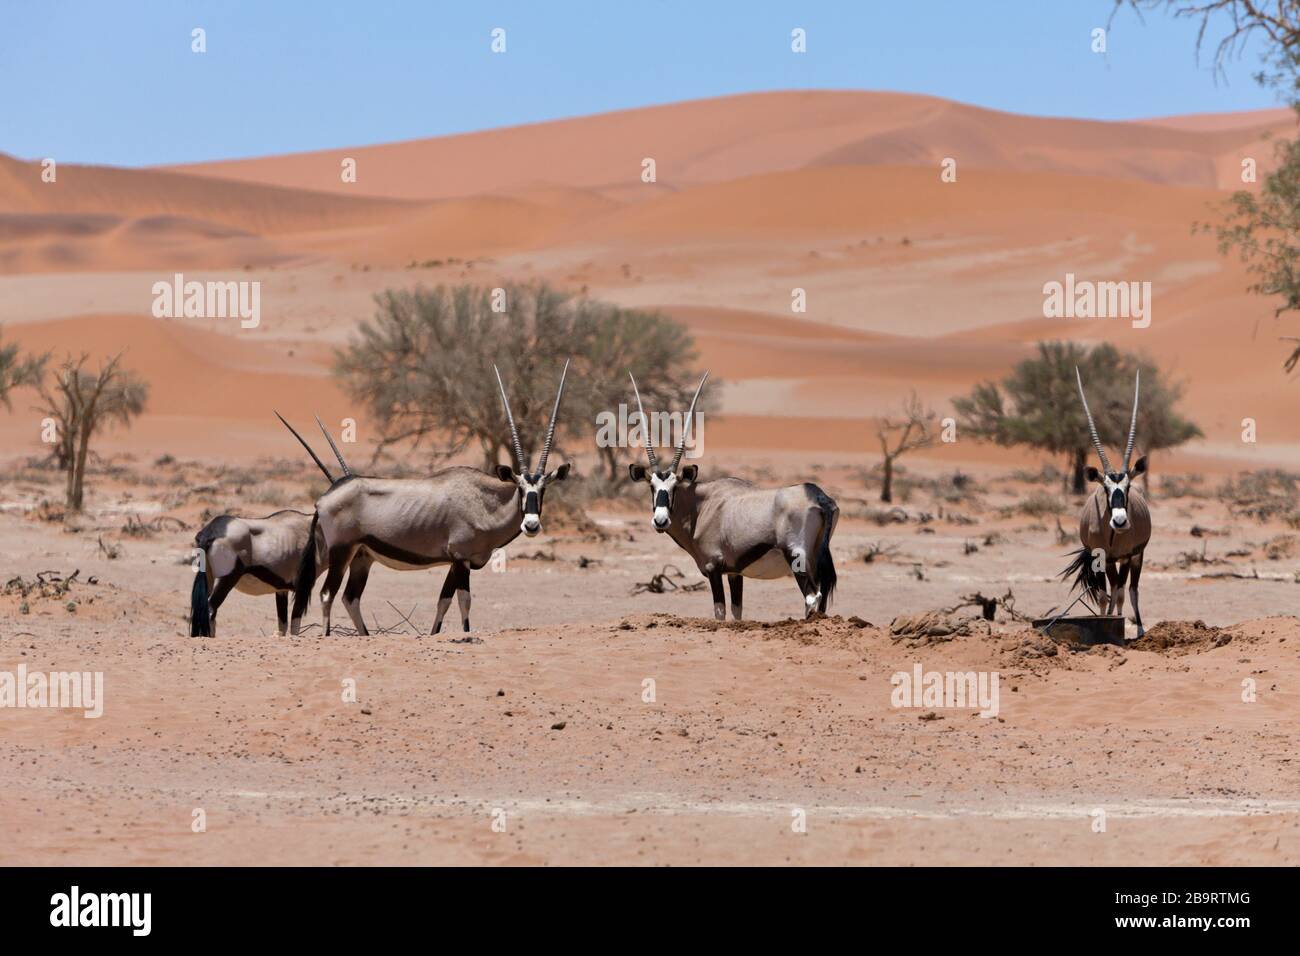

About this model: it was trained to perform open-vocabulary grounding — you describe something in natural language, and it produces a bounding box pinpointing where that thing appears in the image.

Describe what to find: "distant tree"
[35,352,149,511]
[876,391,936,503]
[953,341,1201,494]
[334,282,711,476]
[0,330,46,408]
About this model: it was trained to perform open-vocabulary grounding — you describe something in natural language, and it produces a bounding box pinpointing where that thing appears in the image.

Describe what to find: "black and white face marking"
[1102,472,1132,530]
[1086,457,1146,532]
[498,464,570,536]
[649,471,677,532]
[629,463,696,532]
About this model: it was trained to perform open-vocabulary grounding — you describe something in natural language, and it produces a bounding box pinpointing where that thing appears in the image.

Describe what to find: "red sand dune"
[1,91,1297,465]
[168,91,1296,200]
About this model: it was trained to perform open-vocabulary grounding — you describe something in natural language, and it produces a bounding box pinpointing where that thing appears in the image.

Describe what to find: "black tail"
[291,511,320,624]
[189,554,211,637]
[1061,546,1106,608]
[808,485,838,612]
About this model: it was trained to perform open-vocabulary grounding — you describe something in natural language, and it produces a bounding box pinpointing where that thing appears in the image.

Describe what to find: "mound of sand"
[1130,620,1233,654]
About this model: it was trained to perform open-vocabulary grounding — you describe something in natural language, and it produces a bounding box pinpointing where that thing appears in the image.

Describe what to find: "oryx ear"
[679,464,699,483]
[1130,456,1148,477]
[549,462,571,482]
[495,464,516,483]
[1084,466,1103,484]
[628,463,647,482]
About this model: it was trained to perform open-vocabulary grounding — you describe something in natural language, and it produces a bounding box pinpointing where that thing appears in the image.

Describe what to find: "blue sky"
[0,1,1284,167]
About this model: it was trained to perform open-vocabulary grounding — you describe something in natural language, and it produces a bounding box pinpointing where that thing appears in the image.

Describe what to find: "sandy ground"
[1,458,1297,866]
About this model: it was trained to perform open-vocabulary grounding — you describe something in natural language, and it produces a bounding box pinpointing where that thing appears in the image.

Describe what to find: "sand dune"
[1,92,1297,464]
[167,91,1294,200]
[0,153,408,234]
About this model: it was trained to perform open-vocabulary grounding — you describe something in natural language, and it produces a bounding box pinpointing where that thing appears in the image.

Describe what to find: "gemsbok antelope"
[191,510,318,638]
[627,372,838,620]
[1062,367,1151,637]
[289,362,572,637]
[189,412,339,637]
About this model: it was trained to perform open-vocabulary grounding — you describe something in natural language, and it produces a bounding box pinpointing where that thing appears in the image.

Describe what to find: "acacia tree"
[334,282,711,476]
[0,331,46,408]
[35,352,149,511]
[953,342,1201,494]
[876,392,936,503]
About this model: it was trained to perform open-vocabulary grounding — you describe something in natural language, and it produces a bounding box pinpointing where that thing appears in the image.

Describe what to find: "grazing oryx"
[289,362,572,637]
[1062,367,1151,637]
[191,510,319,637]
[627,372,838,621]
[189,412,342,638]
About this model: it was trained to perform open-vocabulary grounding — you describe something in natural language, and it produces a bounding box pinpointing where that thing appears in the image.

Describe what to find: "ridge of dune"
[0,153,410,236]
[163,91,1295,200]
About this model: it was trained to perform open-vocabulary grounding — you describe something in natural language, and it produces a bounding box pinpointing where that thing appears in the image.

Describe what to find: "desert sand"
[1,92,1298,865]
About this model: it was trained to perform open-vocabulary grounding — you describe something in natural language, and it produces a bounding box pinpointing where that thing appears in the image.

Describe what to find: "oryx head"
[1075,366,1147,533]
[626,371,709,533]
[494,361,571,537]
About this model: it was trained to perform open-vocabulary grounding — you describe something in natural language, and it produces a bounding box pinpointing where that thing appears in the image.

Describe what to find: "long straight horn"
[494,364,528,475]
[536,359,569,476]
[628,371,659,473]
[670,371,709,473]
[275,411,334,482]
[314,415,352,477]
[1074,367,1112,475]
[1123,369,1140,471]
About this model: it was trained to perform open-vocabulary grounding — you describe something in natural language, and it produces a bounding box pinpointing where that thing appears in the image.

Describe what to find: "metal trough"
[1033,614,1126,647]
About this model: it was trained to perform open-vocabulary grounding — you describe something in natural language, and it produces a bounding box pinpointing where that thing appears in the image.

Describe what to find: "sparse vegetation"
[334,282,712,477]
[953,341,1201,493]
[33,352,149,513]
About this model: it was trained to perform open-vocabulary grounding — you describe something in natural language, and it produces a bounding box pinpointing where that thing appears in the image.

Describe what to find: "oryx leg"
[456,566,472,632]
[341,551,373,636]
[728,574,743,621]
[709,571,726,621]
[1128,551,1146,639]
[1113,560,1130,618]
[785,547,817,619]
[206,571,241,639]
[432,562,470,635]
[275,592,289,637]
[319,545,354,637]
[1104,560,1120,615]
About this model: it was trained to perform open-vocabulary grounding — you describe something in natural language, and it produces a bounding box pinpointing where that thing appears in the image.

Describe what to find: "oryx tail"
[190,563,211,637]
[810,485,838,609]
[292,511,322,620]
[190,517,223,637]
[1060,546,1106,609]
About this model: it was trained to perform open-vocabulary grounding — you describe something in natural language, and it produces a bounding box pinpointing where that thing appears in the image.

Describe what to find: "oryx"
[1061,367,1151,637]
[626,372,839,620]
[289,362,572,637]
[189,412,341,638]
[190,510,319,637]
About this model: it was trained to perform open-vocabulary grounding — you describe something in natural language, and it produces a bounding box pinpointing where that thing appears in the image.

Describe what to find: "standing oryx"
[626,372,838,620]
[289,362,572,637]
[1062,367,1152,637]
[189,412,342,638]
